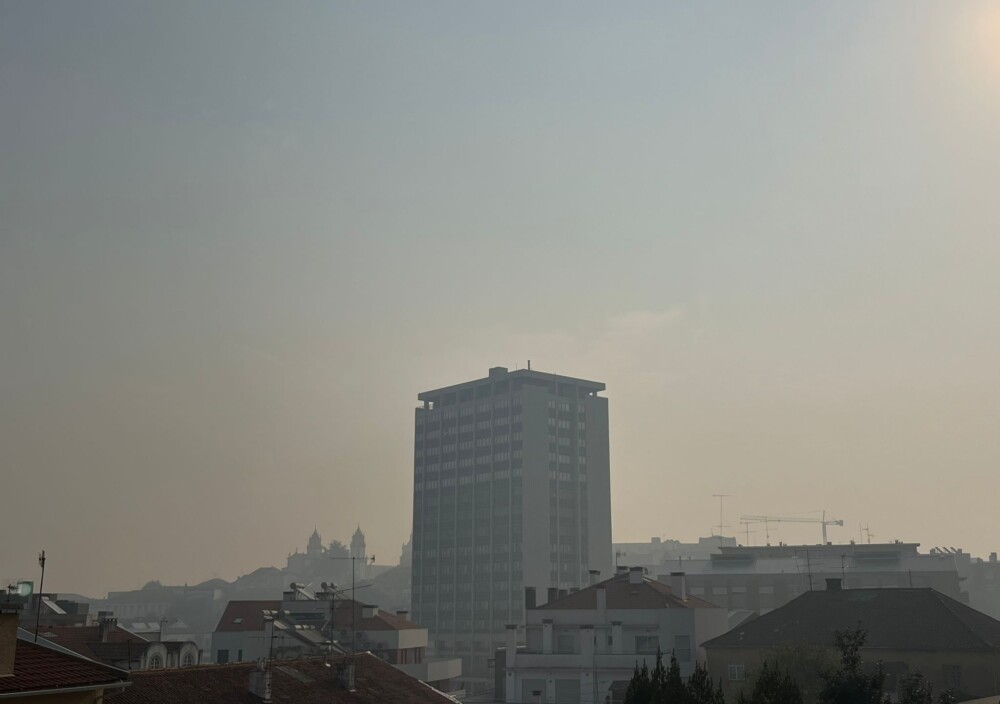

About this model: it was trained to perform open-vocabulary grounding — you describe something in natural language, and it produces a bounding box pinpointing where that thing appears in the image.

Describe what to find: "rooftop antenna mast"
[712,494,731,537]
[34,550,46,642]
[330,554,376,655]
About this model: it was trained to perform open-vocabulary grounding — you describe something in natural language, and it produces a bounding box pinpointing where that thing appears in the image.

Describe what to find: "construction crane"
[739,511,844,545]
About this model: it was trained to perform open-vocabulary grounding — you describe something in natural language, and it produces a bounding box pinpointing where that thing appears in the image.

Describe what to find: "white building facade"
[502,567,728,704]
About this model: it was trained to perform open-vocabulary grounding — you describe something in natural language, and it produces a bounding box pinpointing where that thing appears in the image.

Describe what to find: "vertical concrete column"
[505,624,518,668]
[611,621,623,654]
[542,619,553,654]
[580,624,594,660]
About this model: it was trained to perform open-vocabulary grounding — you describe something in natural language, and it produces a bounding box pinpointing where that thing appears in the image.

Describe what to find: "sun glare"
[969,3,1000,79]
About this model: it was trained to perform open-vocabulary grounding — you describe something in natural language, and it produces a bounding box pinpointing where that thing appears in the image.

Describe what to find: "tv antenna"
[712,494,731,537]
[329,554,376,655]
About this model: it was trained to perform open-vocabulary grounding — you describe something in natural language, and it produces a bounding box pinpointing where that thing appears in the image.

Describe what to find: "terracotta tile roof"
[214,600,281,632]
[334,600,423,631]
[110,653,456,703]
[703,587,1000,652]
[37,624,149,664]
[536,574,720,611]
[0,639,129,695]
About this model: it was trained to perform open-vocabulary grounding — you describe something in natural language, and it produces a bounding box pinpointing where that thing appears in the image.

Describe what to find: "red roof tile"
[0,639,128,695]
[536,574,720,610]
[214,600,281,632]
[334,601,423,631]
[37,624,149,664]
[110,653,456,703]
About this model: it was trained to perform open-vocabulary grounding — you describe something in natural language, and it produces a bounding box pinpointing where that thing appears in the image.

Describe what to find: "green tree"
[625,650,698,704]
[625,660,654,704]
[765,642,837,703]
[897,672,954,704]
[651,650,668,700]
[818,628,890,704]
[736,660,803,704]
[655,652,690,704]
[687,661,725,704]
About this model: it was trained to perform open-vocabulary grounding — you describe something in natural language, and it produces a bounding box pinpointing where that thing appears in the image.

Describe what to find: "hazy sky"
[2,1,999,597]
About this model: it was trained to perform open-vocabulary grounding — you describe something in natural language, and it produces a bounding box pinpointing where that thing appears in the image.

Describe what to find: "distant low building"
[955,550,1000,621]
[38,617,201,671]
[211,585,463,697]
[612,535,738,567]
[659,542,965,623]
[703,579,1000,701]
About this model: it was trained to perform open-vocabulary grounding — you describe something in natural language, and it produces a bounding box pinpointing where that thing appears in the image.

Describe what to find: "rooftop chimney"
[1,603,23,677]
[616,565,628,576]
[361,604,378,619]
[826,578,842,591]
[248,660,272,702]
[547,587,558,605]
[589,570,601,586]
[629,567,643,585]
[395,610,409,619]
[669,572,687,601]
[525,587,536,610]
[99,616,117,643]
[335,661,356,691]
[991,552,998,563]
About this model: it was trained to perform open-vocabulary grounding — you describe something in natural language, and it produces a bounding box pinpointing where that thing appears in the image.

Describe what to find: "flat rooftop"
[417,366,605,402]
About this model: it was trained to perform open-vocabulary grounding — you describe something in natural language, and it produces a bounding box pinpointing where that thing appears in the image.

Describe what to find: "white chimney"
[248,660,272,702]
[0,604,23,677]
[629,567,643,585]
[361,604,378,619]
[669,572,687,601]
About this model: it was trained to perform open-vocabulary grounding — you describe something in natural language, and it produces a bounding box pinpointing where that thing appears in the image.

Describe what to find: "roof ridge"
[927,589,999,648]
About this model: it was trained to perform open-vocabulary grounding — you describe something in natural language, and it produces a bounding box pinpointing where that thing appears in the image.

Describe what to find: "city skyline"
[3,1,1000,598]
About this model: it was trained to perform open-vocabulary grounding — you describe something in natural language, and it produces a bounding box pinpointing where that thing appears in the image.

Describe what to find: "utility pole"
[34,551,46,642]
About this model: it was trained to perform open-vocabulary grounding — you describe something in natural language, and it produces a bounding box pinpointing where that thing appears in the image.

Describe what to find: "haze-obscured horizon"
[2,1,999,597]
